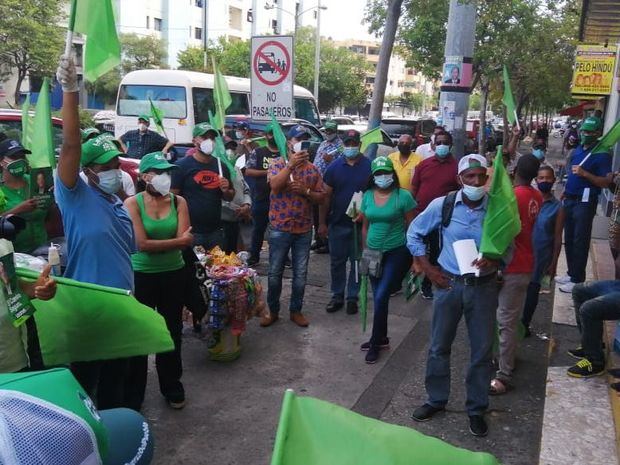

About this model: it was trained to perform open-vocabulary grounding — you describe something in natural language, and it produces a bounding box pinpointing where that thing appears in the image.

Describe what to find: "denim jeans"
[426,277,498,415]
[563,198,597,283]
[328,222,360,303]
[368,245,412,345]
[421,230,440,293]
[573,281,620,364]
[267,229,312,314]
[250,199,270,260]
[522,243,553,328]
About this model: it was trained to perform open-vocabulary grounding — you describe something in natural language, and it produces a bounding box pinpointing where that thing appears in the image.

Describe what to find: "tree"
[0,0,64,105]
[177,46,205,72]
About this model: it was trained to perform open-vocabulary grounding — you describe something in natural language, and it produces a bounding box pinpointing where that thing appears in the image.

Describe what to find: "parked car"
[380,117,436,147]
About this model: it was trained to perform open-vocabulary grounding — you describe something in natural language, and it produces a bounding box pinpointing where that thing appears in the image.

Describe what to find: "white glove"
[56,55,79,93]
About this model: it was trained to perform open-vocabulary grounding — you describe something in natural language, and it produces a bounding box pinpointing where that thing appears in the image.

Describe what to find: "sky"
[307,0,376,42]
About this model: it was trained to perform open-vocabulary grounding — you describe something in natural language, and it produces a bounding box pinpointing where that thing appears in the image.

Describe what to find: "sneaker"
[421,287,434,300]
[326,299,344,313]
[167,397,186,410]
[290,312,309,327]
[260,313,279,327]
[346,301,358,315]
[554,275,572,285]
[365,346,380,364]
[411,403,444,422]
[567,358,605,378]
[559,282,576,293]
[567,346,585,359]
[360,337,390,351]
[468,415,488,437]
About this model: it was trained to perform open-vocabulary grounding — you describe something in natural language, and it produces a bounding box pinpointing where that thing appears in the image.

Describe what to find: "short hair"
[434,130,453,144]
[538,165,555,177]
[516,154,540,182]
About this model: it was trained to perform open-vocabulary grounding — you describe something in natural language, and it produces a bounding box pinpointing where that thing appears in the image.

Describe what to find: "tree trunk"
[366,0,403,158]
[478,77,489,156]
[13,69,26,106]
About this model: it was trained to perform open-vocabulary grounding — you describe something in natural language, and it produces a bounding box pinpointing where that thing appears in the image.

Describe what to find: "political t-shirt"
[246,147,280,202]
[505,185,542,274]
[171,155,231,234]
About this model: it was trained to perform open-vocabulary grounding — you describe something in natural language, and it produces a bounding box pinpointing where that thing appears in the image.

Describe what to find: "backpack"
[441,191,458,228]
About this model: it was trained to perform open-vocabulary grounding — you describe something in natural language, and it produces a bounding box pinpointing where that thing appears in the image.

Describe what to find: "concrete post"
[277,0,283,34]
[251,0,258,37]
[438,0,476,159]
[313,0,321,102]
[203,0,209,70]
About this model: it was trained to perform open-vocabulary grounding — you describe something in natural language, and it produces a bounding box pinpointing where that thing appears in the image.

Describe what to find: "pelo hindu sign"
[571,44,617,96]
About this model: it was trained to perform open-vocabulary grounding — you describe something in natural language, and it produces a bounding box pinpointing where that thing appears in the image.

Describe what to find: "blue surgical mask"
[532,148,545,160]
[374,174,394,189]
[97,169,123,195]
[343,147,359,159]
[435,145,450,158]
[462,184,485,201]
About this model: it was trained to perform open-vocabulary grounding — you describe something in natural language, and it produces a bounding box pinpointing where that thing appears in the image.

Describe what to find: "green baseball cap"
[139,151,176,173]
[192,122,218,138]
[81,127,101,142]
[323,120,338,131]
[81,135,122,167]
[371,156,394,174]
[581,116,602,132]
[138,114,150,123]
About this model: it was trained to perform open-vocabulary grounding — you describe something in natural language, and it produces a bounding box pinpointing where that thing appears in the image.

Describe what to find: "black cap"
[0,139,31,158]
[342,130,361,144]
[234,121,249,130]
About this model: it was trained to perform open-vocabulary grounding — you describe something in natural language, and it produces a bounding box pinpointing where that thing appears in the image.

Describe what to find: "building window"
[368,47,380,55]
[195,0,203,6]
[154,17,162,31]
[195,27,202,40]
[349,45,365,54]
[229,6,242,30]
[146,16,150,29]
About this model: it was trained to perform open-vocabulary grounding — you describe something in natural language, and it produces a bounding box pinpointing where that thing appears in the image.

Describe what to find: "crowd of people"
[0,54,618,448]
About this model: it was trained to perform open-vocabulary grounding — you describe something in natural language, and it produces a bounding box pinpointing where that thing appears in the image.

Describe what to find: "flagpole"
[270,389,295,465]
[64,0,78,56]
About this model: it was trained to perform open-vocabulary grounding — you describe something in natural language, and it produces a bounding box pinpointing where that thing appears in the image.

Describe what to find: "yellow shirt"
[388,151,422,189]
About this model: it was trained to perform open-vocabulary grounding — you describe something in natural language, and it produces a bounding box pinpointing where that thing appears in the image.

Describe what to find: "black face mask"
[397,144,411,155]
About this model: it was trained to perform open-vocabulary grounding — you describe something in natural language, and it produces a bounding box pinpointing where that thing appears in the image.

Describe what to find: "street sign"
[251,35,294,121]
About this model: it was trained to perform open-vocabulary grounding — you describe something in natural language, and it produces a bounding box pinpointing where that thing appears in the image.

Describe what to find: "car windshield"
[117,85,187,119]
[192,88,249,124]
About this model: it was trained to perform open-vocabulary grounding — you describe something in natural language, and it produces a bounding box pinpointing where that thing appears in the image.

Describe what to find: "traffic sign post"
[251,36,294,121]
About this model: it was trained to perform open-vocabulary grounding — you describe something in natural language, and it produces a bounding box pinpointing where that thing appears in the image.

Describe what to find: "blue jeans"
[328,222,360,303]
[426,277,498,415]
[369,245,412,345]
[522,242,553,327]
[267,229,312,314]
[563,198,597,283]
[250,198,270,260]
[573,281,620,364]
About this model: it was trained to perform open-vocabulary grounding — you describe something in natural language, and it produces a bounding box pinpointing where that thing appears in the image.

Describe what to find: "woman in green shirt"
[124,152,193,411]
[0,140,53,253]
[360,157,416,364]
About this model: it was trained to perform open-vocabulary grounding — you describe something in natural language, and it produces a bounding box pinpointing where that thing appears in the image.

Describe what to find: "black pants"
[71,358,129,410]
[422,230,441,292]
[124,268,186,411]
[222,220,240,254]
[182,247,207,321]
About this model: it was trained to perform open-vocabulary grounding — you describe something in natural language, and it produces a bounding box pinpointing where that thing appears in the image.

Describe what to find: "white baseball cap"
[458,154,488,175]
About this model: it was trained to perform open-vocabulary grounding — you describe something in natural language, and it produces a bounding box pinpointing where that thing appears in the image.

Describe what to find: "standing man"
[260,148,326,328]
[410,130,459,299]
[556,116,611,293]
[407,154,503,437]
[319,130,371,315]
[388,134,422,189]
[55,55,136,409]
[244,126,282,266]
[119,115,173,159]
[416,126,445,160]
[171,123,235,250]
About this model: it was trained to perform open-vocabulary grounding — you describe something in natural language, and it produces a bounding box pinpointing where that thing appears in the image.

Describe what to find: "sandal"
[489,378,510,395]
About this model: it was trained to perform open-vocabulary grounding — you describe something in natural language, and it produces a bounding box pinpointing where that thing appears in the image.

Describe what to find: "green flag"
[479,147,521,259]
[21,94,32,150]
[360,127,389,153]
[271,390,500,465]
[72,0,121,82]
[212,57,232,131]
[17,268,174,366]
[591,118,620,154]
[502,65,518,127]
[149,97,166,136]
[208,110,237,180]
[268,112,289,161]
[29,78,55,169]
[359,275,368,332]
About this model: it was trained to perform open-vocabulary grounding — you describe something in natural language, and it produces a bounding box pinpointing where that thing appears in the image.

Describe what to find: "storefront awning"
[580,0,620,44]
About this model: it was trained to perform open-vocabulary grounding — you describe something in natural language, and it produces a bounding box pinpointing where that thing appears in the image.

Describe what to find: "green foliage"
[52,107,95,129]
[0,0,64,104]
[177,46,205,72]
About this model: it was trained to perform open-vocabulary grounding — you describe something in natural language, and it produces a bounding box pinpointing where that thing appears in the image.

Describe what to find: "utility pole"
[277,0,283,34]
[251,0,258,37]
[296,0,304,33]
[313,0,321,102]
[439,0,476,159]
[203,0,209,71]
[366,0,403,159]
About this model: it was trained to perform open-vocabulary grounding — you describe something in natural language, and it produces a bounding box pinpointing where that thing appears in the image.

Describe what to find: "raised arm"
[56,56,81,189]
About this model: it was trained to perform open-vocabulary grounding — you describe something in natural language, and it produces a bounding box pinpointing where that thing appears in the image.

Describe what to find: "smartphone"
[300,141,311,151]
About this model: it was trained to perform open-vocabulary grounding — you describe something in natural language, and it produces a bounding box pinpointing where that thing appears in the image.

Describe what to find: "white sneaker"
[559,282,576,293]
[554,275,572,285]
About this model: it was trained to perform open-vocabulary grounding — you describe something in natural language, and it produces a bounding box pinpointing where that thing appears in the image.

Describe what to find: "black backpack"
[441,191,458,228]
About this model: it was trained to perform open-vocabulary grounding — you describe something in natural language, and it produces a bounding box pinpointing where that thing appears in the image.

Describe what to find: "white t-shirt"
[416,143,435,159]
[235,154,246,171]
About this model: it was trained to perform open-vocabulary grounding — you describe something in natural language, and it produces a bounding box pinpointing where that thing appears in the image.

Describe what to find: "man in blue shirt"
[556,116,611,293]
[56,55,137,410]
[319,130,371,315]
[406,154,502,438]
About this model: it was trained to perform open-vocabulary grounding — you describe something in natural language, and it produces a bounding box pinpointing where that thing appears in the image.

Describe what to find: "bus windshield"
[294,98,320,126]
[117,85,187,119]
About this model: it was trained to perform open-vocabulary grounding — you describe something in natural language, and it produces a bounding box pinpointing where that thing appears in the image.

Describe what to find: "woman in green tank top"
[124,152,193,411]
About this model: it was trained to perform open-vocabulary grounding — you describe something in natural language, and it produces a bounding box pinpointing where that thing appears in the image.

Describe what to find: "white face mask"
[200,139,214,155]
[138,123,148,132]
[97,169,123,194]
[293,141,303,153]
[235,131,245,140]
[149,172,172,196]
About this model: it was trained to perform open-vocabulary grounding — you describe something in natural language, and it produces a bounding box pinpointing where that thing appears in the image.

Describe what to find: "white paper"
[346,191,364,218]
[453,239,479,276]
[582,187,590,203]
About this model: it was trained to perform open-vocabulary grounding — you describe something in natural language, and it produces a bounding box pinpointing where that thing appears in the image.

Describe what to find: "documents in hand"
[453,239,479,276]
